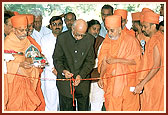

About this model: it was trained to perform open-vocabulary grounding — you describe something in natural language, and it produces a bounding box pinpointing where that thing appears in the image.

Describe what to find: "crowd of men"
[4,4,164,111]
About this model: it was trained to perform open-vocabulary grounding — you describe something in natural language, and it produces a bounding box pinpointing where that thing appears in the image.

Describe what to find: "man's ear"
[126,19,128,24]
[49,24,52,30]
[71,26,74,31]
[151,24,156,30]
[119,27,122,33]
[12,28,16,34]
[4,24,7,28]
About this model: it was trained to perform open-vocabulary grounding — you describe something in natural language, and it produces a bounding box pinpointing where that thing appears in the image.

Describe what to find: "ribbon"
[70,77,75,106]
[5,66,164,107]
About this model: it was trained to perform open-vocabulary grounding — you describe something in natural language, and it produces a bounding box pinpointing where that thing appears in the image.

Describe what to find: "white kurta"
[4,54,15,74]
[62,26,68,32]
[40,33,59,111]
[89,43,105,111]
[99,22,107,38]
[31,26,52,46]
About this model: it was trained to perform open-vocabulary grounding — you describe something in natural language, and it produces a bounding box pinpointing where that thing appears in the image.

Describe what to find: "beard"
[53,28,62,35]
[142,31,150,37]
[132,27,138,32]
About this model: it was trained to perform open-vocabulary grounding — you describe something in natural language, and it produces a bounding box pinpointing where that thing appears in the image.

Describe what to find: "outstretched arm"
[133,45,161,94]
[106,56,136,65]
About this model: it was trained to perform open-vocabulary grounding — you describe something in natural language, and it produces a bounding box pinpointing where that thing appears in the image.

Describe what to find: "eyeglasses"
[51,22,63,26]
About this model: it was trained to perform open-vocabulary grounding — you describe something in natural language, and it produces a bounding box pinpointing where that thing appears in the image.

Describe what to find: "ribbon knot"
[70,77,75,106]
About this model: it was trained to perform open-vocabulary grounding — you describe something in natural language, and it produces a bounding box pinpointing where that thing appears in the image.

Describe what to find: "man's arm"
[116,58,136,65]
[106,56,136,65]
[133,45,161,94]
[97,57,107,89]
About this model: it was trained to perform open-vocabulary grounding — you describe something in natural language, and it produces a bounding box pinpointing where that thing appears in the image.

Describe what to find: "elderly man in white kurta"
[30,9,52,46]
[40,16,63,111]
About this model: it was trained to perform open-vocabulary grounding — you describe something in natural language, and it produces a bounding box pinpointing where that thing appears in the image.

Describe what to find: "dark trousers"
[59,93,89,111]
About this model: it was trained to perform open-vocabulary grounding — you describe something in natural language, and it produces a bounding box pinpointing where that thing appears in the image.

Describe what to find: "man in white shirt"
[99,5,113,38]
[40,16,63,111]
[30,9,52,46]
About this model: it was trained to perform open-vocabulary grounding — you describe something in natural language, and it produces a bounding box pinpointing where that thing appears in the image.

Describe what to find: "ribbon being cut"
[5,65,164,107]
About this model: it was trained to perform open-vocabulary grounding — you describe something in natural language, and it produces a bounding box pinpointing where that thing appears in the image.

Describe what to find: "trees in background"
[4,3,161,26]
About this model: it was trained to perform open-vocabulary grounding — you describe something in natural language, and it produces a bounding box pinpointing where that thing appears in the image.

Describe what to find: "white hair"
[30,9,43,18]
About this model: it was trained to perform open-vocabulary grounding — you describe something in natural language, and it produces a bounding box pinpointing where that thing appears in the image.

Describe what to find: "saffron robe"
[27,35,45,111]
[137,31,164,111]
[4,32,41,111]
[98,30,141,111]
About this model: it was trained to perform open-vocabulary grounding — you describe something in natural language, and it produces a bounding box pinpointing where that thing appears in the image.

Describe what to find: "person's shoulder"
[57,31,71,43]
[151,31,163,43]
[42,32,53,40]
[86,33,95,42]
[122,30,136,41]
[41,26,51,31]
[5,32,15,42]
[58,30,70,38]
[41,26,52,34]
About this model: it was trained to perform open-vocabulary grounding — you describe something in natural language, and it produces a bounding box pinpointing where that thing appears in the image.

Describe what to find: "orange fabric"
[26,36,45,111]
[123,27,135,37]
[11,15,28,28]
[114,9,128,19]
[141,8,154,13]
[27,36,42,52]
[13,11,19,15]
[137,31,164,111]
[21,14,34,24]
[35,79,45,111]
[143,11,160,24]
[98,31,141,111]
[132,12,141,21]
[4,32,41,111]
[105,15,121,29]
[140,8,154,23]
[4,74,8,110]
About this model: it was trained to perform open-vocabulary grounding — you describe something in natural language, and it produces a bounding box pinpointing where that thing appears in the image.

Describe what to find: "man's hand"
[19,61,32,69]
[63,70,73,79]
[52,68,58,76]
[97,79,104,89]
[73,75,81,86]
[133,82,144,94]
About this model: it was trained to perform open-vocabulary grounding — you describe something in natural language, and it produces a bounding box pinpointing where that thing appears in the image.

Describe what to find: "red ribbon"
[5,66,164,107]
[69,77,75,106]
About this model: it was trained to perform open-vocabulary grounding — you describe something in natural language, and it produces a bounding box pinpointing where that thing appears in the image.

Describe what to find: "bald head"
[72,19,88,33]
[72,19,88,40]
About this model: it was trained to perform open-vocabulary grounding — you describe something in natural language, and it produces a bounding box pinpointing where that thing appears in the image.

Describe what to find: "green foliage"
[4,3,161,15]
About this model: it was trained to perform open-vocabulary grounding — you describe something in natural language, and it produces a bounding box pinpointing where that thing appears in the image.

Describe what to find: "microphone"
[140,40,146,55]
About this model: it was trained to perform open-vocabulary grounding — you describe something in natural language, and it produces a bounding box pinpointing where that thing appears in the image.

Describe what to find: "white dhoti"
[90,82,104,111]
[41,69,59,111]
[40,32,59,111]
